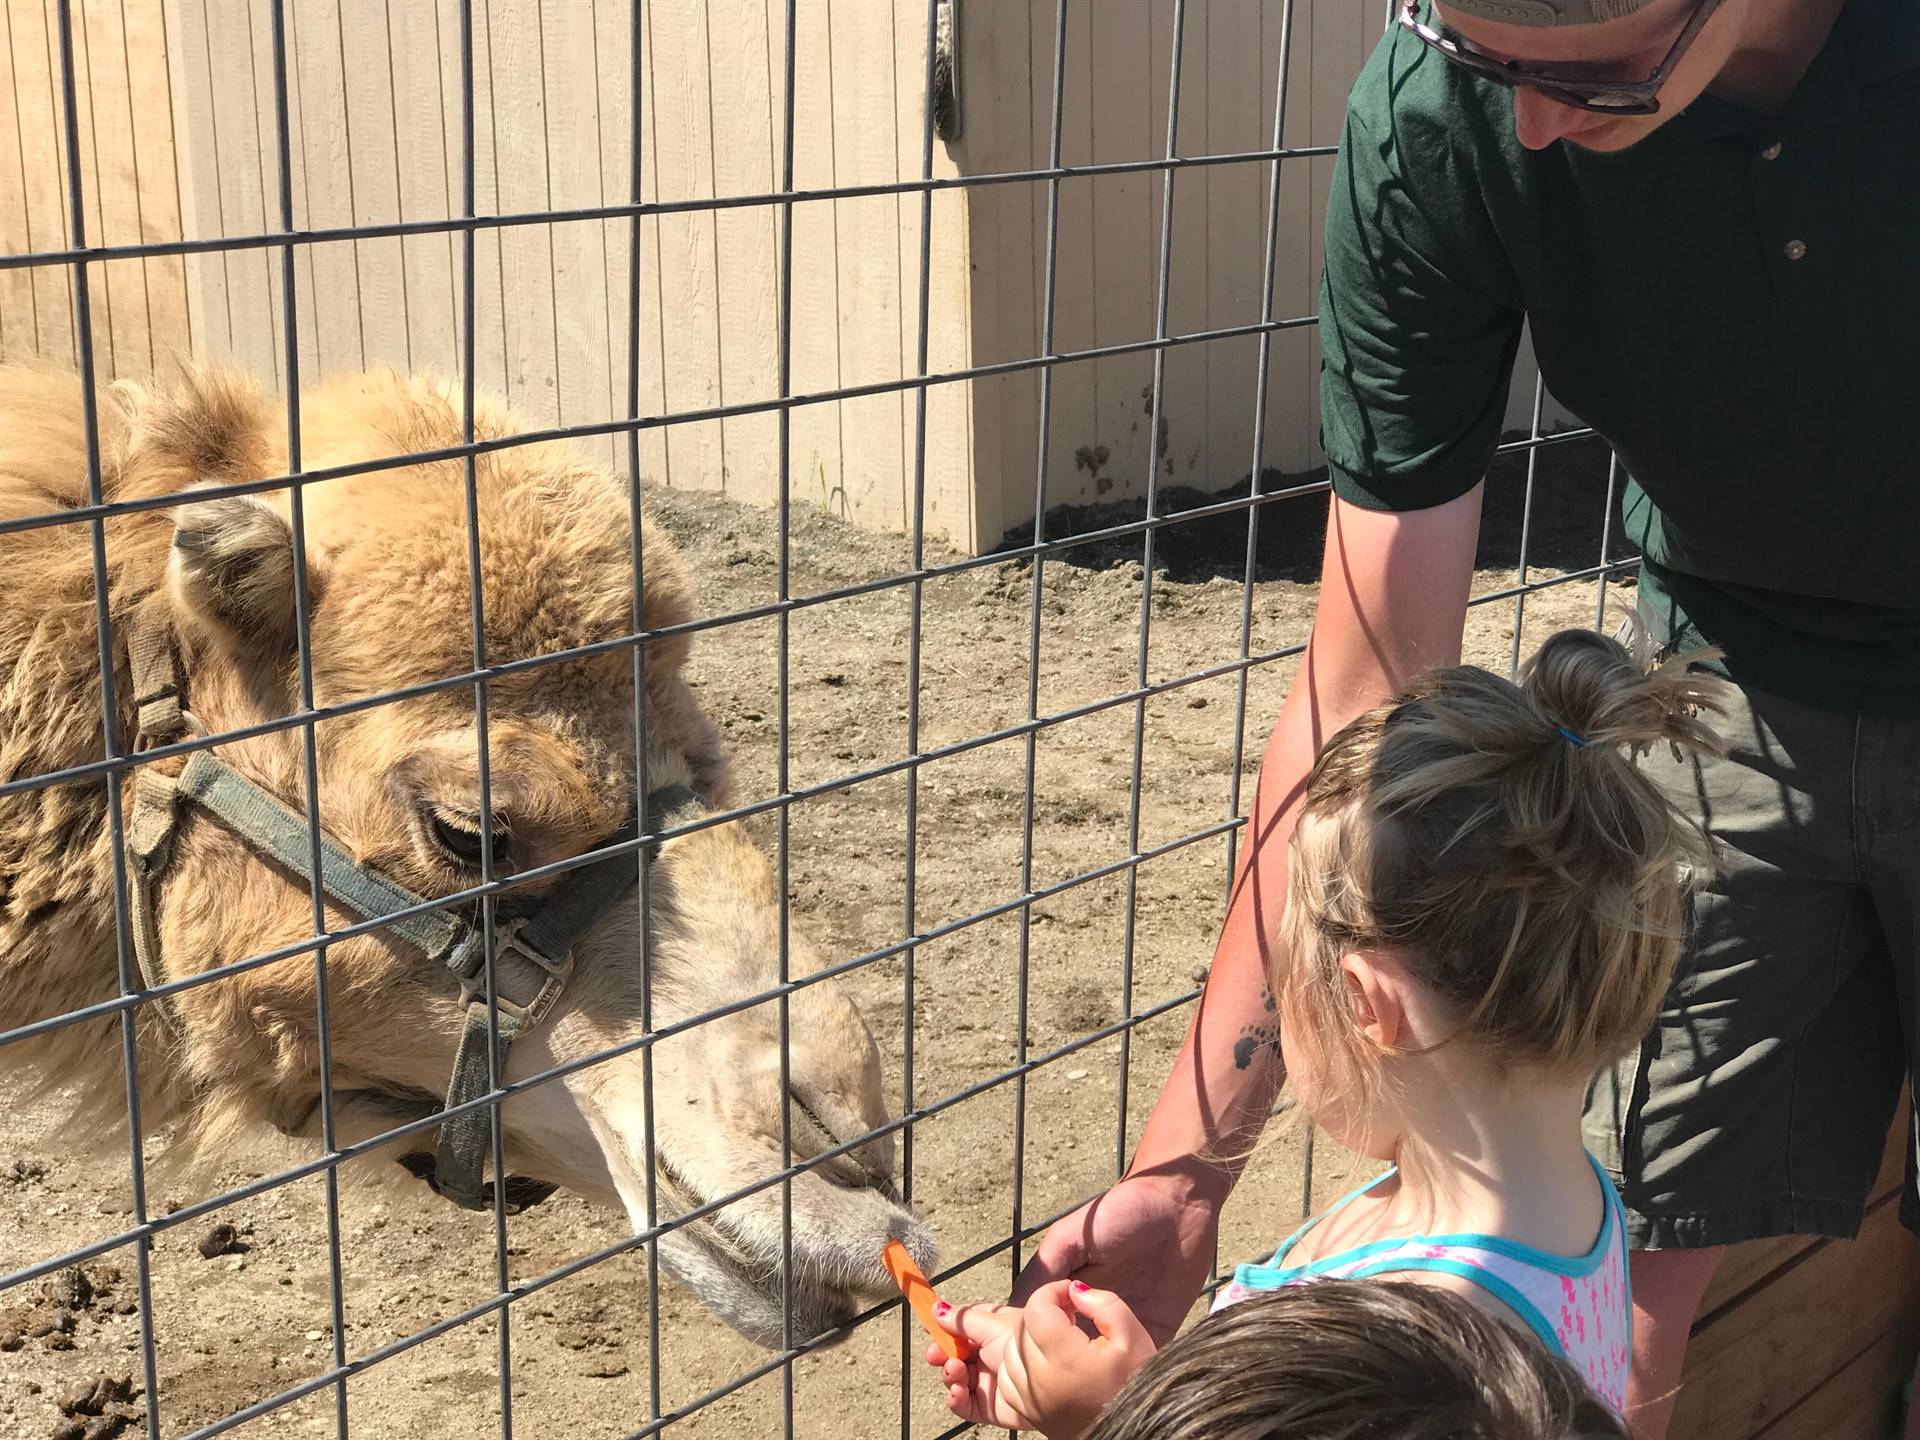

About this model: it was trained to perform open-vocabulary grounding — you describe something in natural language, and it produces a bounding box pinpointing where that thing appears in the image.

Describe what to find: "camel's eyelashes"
[426,810,512,871]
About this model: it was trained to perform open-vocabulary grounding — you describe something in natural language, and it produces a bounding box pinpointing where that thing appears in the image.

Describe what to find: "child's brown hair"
[1084,1280,1629,1440]
[1281,626,1724,1089]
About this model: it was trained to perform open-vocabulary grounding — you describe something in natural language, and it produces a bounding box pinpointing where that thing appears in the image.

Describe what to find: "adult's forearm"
[1124,671,1318,1200]
[1123,490,1483,1203]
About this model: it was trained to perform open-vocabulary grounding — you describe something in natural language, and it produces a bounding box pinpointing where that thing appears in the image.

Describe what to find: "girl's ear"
[1340,950,1408,1053]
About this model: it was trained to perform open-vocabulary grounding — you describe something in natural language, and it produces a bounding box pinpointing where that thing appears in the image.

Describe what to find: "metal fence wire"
[0,2,1635,1438]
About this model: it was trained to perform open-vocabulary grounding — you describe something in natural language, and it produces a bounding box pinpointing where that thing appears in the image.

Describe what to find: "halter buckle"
[456,917,574,1031]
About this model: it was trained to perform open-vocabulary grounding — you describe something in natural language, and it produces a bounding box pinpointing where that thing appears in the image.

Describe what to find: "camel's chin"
[646,1185,939,1350]
[658,1226,861,1349]
[573,1090,940,1348]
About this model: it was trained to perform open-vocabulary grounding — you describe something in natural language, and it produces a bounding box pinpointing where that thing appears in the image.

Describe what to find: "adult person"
[1012,1,1920,1434]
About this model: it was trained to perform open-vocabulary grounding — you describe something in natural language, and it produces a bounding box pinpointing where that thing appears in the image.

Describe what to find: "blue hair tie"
[1557,725,1590,748]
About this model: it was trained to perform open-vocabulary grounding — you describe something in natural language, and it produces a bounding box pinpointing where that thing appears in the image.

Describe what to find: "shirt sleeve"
[1318,32,1527,514]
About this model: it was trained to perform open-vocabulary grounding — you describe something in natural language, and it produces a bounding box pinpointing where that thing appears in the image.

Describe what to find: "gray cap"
[1439,0,1653,24]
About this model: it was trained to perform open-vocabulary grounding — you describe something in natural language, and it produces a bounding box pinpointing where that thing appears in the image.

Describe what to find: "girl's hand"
[923,1280,1156,1439]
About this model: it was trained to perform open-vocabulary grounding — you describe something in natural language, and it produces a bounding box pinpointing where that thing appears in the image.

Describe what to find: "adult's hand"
[1010,1162,1224,1346]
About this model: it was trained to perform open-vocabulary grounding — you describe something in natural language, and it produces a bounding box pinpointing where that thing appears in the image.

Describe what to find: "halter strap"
[117,616,697,1215]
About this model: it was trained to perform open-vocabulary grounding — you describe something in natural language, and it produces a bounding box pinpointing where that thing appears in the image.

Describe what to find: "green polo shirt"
[1321,0,1920,713]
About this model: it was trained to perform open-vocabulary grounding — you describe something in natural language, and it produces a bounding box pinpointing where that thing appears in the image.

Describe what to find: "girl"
[931,626,1722,1433]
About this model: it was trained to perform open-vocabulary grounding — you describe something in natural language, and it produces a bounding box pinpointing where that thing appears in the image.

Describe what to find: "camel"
[0,360,933,1347]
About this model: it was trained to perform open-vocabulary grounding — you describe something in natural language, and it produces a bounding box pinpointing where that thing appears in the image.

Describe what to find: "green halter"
[121,615,698,1214]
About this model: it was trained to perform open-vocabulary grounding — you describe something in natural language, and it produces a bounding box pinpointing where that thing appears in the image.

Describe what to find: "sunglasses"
[1395,0,1726,115]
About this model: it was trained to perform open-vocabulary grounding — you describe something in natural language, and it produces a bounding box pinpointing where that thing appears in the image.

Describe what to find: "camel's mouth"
[647,1145,937,1350]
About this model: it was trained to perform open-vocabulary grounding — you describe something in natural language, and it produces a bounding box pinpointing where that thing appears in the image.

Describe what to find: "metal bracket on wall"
[933,0,961,142]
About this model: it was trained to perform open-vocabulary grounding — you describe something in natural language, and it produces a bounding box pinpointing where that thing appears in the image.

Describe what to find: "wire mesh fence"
[0,2,1634,1438]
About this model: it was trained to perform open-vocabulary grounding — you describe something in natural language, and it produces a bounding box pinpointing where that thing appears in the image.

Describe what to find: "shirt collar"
[1664,0,1920,142]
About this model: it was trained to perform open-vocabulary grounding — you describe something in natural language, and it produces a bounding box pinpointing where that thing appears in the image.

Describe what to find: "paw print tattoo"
[1233,984,1280,1071]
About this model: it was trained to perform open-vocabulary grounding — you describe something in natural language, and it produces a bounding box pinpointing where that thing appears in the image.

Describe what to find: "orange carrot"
[882,1239,976,1361]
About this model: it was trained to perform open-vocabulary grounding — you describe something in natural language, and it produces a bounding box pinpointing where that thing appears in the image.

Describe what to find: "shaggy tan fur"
[0,362,930,1345]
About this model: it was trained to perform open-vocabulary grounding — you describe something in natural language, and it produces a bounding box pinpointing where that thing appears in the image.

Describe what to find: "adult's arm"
[1007,486,1482,1343]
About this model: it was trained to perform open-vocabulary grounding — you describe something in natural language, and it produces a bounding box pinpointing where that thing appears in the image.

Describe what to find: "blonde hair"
[1280,625,1725,1095]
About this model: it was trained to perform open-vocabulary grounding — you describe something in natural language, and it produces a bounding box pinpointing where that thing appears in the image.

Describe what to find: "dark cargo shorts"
[1582,682,1919,1250]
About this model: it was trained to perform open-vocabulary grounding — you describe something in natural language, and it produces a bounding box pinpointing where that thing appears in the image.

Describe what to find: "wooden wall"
[0,0,1569,555]
[958,0,1358,551]
[1672,1110,1920,1439]
[0,0,190,378]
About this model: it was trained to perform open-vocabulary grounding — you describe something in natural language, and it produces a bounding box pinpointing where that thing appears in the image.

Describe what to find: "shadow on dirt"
[995,429,1634,585]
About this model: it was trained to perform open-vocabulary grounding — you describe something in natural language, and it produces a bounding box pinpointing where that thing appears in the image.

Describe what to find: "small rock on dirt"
[53,1374,143,1440]
[27,1308,76,1338]
[59,1375,134,1417]
[43,1268,93,1312]
[196,1223,243,1259]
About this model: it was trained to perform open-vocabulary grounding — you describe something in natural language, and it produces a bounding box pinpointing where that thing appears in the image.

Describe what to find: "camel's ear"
[168,492,302,652]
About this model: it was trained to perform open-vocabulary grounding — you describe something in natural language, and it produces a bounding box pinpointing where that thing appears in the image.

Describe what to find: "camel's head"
[121,368,932,1345]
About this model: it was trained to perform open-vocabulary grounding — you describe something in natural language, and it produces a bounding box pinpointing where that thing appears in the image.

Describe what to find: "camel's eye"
[427,810,512,871]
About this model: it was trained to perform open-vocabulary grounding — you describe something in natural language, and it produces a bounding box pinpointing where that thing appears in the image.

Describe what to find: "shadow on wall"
[990,430,1636,585]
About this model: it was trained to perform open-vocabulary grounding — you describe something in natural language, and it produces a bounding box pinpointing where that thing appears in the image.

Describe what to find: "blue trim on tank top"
[1229,1152,1620,1292]
[1345,1256,1565,1359]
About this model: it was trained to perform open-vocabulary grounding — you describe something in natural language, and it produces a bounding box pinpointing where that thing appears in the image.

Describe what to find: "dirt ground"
[0,436,1631,1440]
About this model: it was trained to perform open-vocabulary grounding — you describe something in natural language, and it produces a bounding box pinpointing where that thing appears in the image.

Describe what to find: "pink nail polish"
[1072,1280,1091,1292]
[933,1300,951,1316]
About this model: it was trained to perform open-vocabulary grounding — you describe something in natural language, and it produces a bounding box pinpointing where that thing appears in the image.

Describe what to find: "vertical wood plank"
[383,0,460,378]
[592,0,669,486]
[482,0,557,426]
[1264,0,1318,477]
[461,0,509,404]
[0,0,50,356]
[782,0,839,524]
[950,0,1033,550]
[897,0,974,546]
[58,0,118,375]
[705,0,776,507]
[71,0,129,376]
[1151,0,1210,501]
[281,0,340,380]
[123,0,192,371]
[1305,0,1373,464]
[13,0,78,366]
[1204,0,1265,492]
[172,0,276,384]
[1042,0,1096,514]
[537,0,616,469]
[643,0,725,494]
[333,0,410,373]
[1087,0,1153,510]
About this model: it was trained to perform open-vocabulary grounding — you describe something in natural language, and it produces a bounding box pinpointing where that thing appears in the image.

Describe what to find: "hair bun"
[1519,619,1727,764]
